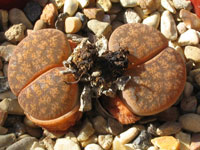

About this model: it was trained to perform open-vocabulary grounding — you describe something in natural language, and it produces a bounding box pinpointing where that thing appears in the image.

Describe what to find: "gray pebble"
[75,12,88,29]
[147,123,158,136]
[172,0,192,10]
[133,130,152,150]
[184,82,193,97]
[55,12,68,31]
[107,118,123,136]
[9,8,33,29]
[156,122,182,136]
[0,133,16,148]
[13,122,26,137]
[24,1,42,23]
[181,96,197,113]
[7,137,37,150]
[92,116,108,134]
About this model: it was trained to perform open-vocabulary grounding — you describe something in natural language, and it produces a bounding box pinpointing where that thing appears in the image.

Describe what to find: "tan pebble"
[43,129,64,139]
[65,132,79,144]
[142,11,160,28]
[184,46,200,63]
[0,109,7,126]
[151,136,180,150]
[117,126,139,144]
[33,20,47,31]
[40,3,58,27]
[81,134,97,147]
[85,144,103,150]
[77,119,95,142]
[180,9,200,31]
[177,22,187,34]
[30,141,45,150]
[0,126,8,135]
[0,9,8,31]
[83,8,104,21]
[111,137,128,150]
[63,0,79,16]
[65,17,82,34]
[175,131,191,150]
[98,135,113,150]
[96,0,112,12]
[120,0,137,7]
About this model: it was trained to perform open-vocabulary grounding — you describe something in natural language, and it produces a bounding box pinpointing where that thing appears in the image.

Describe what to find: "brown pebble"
[180,9,200,31]
[83,8,104,21]
[40,3,58,27]
[180,96,197,113]
[157,107,180,121]
[0,109,7,126]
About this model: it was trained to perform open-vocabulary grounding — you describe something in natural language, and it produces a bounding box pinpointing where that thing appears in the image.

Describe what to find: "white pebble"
[161,0,176,14]
[77,0,89,8]
[98,135,113,150]
[177,22,187,34]
[142,12,160,29]
[54,138,81,150]
[184,46,200,63]
[85,144,103,150]
[123,8,141,24]
[160,10,178,41]
[120,0,137,7]
[63,0,79,16]
[178,29,199,46]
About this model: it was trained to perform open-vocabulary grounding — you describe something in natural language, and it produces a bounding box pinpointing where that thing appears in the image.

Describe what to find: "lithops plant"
[107,23,186,123]
[8,29,82,131]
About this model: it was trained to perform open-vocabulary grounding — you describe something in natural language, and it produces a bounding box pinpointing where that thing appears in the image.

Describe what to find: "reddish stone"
[190,0,200,17]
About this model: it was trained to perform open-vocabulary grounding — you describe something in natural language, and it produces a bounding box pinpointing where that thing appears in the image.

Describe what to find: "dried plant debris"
[61,37,130,112]
[0,76,10,93]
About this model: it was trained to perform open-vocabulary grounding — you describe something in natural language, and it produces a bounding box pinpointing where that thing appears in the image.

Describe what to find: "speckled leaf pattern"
[18,67,78,120]
[109,23,168,67]
[8,29,71,96]
[122,47,186,116]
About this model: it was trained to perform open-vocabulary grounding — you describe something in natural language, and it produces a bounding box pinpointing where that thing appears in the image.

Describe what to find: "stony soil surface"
[0,0,200,150]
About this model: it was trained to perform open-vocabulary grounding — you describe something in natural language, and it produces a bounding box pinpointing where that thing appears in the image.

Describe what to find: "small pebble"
[179,113,200,132]
[107,118,123,136]
[92,116,108,134]
[180,96,197,113]
[24,117,38,128]
[0,44,16,62]
[147,146,159,150]
[123,8,141,24]
[175,131,191,150]
[49,0,65,9]
[65,17,82,33]
[81,134,97,147]
[42,137,55,150]
[7,137,37,150]
[117,126,139,144]
[177,22,187,34]
[173,0,192,10]
[184,46,200,63]
[151,136,180,150]
[30,141,45,150]
[54,138,81,150]
[65,132,78,144]
[157,107,179,121]
[96,0,112,12]
[156,121,181,136]
[33,19,47,31]
[137,0,160,12]
[77,119,95,142]
[87,19,112,38]
[120,0,137,7]
[13,122,26,136]
[0,108,7,126]
[98,134,113,150]
[133,130,152,150]
[142,11,160,28]
[190,133,200,150]
[108,3,122,14]
[83,8,104,21]
[55,12,68,32]
[77,0,90,8]
[180,9,200,31]
[75,12,88,29]
[147,123,158,136]
[63,0,79,16]
[178,29,199,46]
[85,144,103,150]
[0,126,8,135]
[40,3,58,27]
[102,14,111,23]
[4,23,26,44]
[112,137,131,150]
[24,1,42,23]
[9,8,33,29]
[161,10,178,41]
[0,9,8,31]
[184,82,194,97]
[26,126,42,138]
[0,133,16,148]
[0,98,24,115]
[161,0,176,14]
